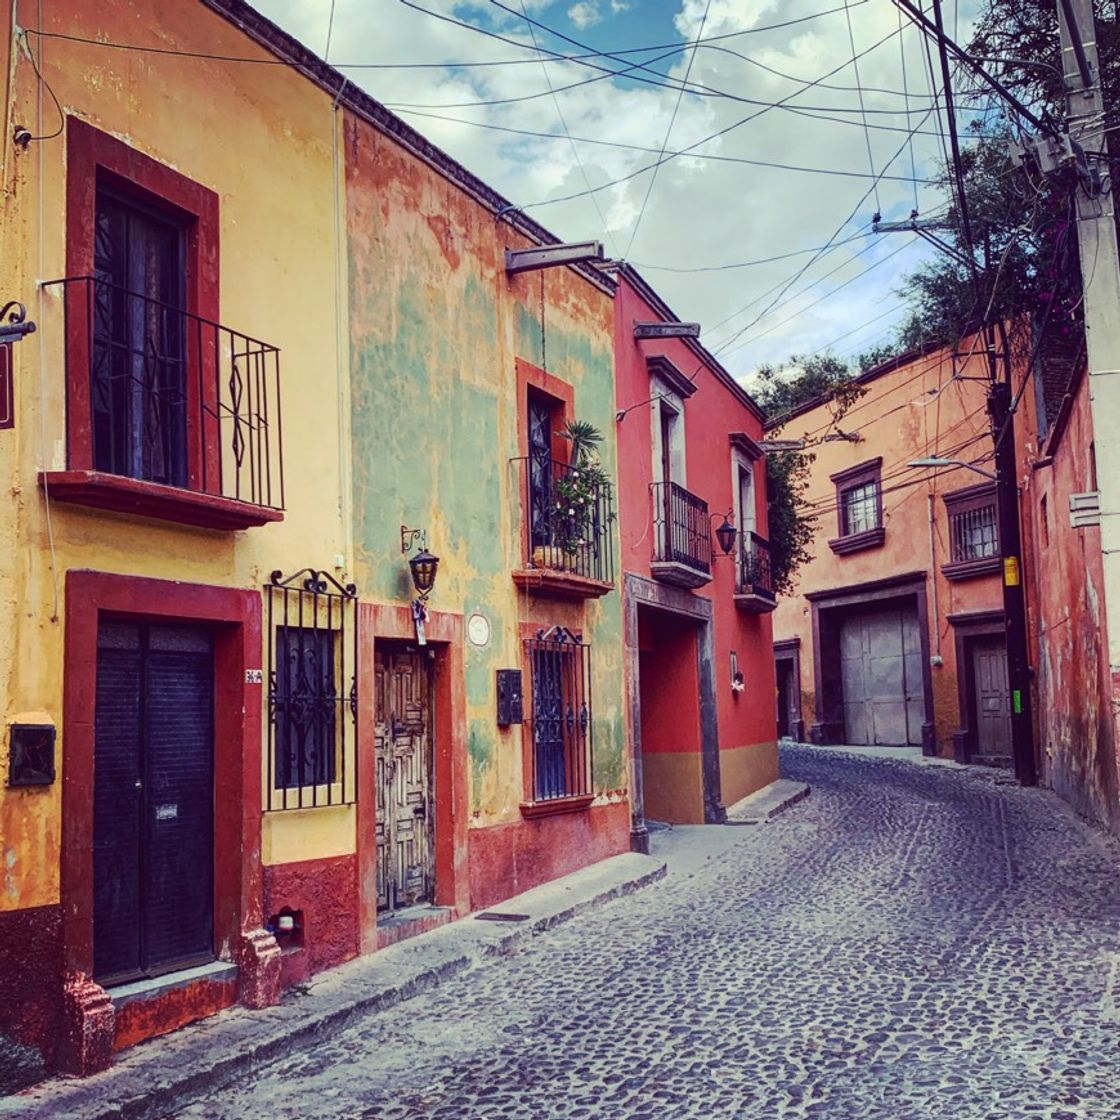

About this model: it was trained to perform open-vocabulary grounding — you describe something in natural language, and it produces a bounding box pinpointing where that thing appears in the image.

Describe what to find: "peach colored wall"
[771,339,1003,755]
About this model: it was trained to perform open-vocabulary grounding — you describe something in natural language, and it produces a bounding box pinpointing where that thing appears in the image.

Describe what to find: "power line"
[623,0,712,259]
[844,0,881,216]
[394,108,939,184]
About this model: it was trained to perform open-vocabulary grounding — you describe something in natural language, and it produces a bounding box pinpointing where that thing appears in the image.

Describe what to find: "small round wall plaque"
[467,613,491,648]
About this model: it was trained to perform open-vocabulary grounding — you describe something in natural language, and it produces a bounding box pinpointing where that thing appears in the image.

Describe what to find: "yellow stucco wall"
[0,0,352,910]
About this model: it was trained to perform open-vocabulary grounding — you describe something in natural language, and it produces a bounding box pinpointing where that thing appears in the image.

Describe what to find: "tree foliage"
[765,450,816,599]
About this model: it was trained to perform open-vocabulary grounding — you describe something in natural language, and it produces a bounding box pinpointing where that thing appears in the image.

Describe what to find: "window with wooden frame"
[942,483,1000,580]
[523,626,593,811]
[828,458,885,554]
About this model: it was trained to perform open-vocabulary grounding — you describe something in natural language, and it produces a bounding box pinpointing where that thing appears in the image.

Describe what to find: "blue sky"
[253,0,983,379]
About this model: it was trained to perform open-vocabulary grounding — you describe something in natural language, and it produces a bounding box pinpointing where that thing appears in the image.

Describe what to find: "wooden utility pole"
[1057,0,1120,772]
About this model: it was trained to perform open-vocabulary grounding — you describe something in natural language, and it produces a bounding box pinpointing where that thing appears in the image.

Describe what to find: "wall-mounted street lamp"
[907,456,997,481]
[401,525,439,601]
[710,511,738,557]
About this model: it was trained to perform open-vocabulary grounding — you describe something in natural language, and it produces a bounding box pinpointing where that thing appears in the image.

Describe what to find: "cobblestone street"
[174,746,1120,1120]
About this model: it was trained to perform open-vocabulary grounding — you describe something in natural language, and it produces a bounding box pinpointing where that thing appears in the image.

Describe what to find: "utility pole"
[986,354,1037,785]
[1056,0,1120,780]
[929,0,1038,783]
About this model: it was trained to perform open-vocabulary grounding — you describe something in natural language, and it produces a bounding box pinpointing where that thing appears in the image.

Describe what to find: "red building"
[614,266,779,843]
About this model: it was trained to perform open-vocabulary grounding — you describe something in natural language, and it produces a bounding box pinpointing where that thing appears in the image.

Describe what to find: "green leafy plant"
[552,420,611,556]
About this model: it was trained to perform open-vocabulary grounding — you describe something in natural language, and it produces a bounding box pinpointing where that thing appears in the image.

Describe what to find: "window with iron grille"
[526,627,592,802]
[829,458,884,554]
[942,484,1000,579]
[266,569,358,809]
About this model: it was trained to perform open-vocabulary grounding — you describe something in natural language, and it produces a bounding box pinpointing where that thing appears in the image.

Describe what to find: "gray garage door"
[839,605,924,746]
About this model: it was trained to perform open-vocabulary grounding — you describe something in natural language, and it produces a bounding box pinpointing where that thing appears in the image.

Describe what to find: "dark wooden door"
[972,637,1012,763]
[93,621,214,985]
[776,661,792,738]
[92,188,187,486]
[527,392,554,548]
[375,646,433,913]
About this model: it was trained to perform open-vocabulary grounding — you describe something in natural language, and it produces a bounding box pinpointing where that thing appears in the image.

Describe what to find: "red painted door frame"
[62,570,263,977]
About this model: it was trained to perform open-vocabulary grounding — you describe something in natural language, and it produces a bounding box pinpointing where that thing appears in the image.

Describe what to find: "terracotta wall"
[1015,362,1119,828]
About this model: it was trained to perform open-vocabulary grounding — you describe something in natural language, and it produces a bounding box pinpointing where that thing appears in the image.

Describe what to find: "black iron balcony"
[39,276,284,530]
[651,480,711,589]
[512,455,615,599]
[735,531,777,612]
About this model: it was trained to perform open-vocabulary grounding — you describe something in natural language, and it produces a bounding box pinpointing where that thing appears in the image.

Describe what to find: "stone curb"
[724,778,811,824]
[1,854,666,1120]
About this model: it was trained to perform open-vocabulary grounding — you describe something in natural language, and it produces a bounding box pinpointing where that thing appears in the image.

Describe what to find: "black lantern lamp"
[409,548,439,601]
[712,512,737,557]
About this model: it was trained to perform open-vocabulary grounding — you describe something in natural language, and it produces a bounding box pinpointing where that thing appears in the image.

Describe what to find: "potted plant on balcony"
[549,420,610,573]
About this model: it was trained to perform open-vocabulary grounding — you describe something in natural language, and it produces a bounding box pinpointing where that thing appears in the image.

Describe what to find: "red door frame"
[356,603,468,951]
[62,570,263,977]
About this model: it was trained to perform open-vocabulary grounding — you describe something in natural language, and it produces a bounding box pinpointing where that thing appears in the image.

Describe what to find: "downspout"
[928,492,942,664]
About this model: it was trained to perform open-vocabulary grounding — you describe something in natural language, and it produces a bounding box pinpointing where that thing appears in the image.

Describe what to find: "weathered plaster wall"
[1016,366,1118,828]
[771,341,1002,755]
[0,0,349,916]
[614,275,778,803]
[341,114,627,856]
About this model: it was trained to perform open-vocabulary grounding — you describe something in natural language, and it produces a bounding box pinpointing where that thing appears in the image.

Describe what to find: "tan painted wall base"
[720,740,780,808]
[642,751,704,824]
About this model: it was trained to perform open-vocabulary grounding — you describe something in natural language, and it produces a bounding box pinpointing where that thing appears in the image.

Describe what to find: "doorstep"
[108,961,238,1009]
[3,852,666,1120]
[724,778,810,824]
[376,905,453,950]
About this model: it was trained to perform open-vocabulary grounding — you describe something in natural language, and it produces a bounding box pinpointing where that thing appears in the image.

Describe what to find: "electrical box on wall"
[8,723,56,786]
[496,670,523,725]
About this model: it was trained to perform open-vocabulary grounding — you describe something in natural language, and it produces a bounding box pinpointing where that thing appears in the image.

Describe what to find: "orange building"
[771,339,1012,762]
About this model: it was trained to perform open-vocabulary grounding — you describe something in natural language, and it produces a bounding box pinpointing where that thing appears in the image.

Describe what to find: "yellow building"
[0,0,628,1075]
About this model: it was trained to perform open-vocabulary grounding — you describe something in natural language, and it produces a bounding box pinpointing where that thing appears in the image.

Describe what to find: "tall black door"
[93,621,215,985]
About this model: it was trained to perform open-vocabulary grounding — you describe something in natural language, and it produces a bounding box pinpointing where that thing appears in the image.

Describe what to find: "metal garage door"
[839,605,924,746]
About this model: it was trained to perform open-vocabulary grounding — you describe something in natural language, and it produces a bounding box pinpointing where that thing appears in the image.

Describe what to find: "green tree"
[765,450,816,598]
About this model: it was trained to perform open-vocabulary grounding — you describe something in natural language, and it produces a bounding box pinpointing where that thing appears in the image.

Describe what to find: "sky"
[251,0,980,383]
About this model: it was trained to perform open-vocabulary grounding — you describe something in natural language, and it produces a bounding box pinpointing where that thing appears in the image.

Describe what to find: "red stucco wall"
[1016,365,1119,828]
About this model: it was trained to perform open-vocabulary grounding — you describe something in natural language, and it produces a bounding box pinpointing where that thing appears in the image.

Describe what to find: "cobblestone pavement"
[174,746,1120,1120]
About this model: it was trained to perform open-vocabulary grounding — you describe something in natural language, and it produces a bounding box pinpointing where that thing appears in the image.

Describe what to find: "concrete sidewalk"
[0,853,666,1120]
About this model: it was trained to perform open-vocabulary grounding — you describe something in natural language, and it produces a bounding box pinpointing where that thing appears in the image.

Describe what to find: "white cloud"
[609,0,633,11]
[247,0,982,376]
[566,2,602,30]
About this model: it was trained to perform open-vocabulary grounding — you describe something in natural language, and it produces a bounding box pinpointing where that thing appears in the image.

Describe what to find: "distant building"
[770,339,1011,764]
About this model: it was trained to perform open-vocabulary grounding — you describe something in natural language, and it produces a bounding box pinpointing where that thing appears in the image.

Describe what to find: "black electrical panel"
[496,670,524,725]
[8,724,56,786]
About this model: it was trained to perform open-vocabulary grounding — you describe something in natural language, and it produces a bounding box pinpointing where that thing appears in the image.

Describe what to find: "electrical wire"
[844,0,881,215]
[395,108,938,185]
[19,31,63,141]
[623,0,712,259]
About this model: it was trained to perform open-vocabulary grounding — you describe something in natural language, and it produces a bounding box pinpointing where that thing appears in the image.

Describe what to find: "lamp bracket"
[400,525,427,554]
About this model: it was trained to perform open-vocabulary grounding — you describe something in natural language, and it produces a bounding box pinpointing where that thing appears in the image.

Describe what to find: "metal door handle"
[134,780,142,790]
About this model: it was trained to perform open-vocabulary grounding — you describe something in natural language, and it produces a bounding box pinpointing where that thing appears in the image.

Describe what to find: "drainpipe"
[928,493,942,664]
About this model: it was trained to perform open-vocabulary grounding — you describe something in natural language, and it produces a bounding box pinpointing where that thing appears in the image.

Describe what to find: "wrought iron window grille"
[526,626,593,803]
[266,569,358,811]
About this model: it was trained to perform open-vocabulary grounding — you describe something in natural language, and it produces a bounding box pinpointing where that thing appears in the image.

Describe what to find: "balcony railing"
[44,276,283,522]
[514,455,615,589]
[736,531,777,611]
[651,480,711,586]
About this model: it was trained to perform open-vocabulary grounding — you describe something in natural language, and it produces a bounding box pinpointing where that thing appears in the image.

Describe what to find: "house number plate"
[155,804,178,821]
[245,669,264,684]
[468,613,491,647]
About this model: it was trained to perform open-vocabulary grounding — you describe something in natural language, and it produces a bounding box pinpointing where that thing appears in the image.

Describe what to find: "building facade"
[1014,329,1120,829]
[771,340,1012,763]
[0,0,628,1075]
[614,267,779,836]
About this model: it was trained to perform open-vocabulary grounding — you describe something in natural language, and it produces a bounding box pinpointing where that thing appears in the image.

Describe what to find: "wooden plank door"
[972,638,1012,762]
[93,621,214,985]
[374,645,433,913]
